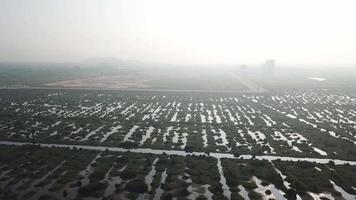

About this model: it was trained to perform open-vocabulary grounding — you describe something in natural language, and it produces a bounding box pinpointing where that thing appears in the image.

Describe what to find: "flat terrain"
[0,145,356,200]
[0,64,249,92]
[44,71,249,92]
[0,88,356,199]
[1,89,356,160]
[1,65,356,199]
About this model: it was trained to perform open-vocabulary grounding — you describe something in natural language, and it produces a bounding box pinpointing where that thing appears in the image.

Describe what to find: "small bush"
[126,179,148,193]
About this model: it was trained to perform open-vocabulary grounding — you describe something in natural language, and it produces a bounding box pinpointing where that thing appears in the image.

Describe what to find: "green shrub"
[126,179,148,193]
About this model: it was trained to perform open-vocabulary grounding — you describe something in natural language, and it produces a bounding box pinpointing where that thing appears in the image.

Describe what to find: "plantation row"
[0,89,356,160]
[0,145,356,200]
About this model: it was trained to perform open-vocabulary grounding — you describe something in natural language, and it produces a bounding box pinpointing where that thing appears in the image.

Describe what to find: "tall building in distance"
[262,59,275,75]
[240,64,248,73]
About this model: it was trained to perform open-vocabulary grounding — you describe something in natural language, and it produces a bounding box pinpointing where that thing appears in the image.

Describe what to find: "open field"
[44,71,249,91]
[0,64,249,92]
[0,63,121,88]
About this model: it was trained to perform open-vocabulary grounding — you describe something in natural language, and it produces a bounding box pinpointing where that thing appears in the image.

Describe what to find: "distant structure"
[262,59,275,75]
[240,64,248,73]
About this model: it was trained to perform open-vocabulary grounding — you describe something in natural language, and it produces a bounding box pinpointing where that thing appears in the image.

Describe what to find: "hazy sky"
[1,0,356,65]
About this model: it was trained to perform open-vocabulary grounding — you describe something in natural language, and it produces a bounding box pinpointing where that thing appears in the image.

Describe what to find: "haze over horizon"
[1,0,356,66]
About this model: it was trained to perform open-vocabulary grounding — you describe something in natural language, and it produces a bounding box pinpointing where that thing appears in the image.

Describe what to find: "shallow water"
[238,185,250,200]
[153,169,167,200]
[330,180,356,200]
[217,158,231,199]
[144,157,159,191]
